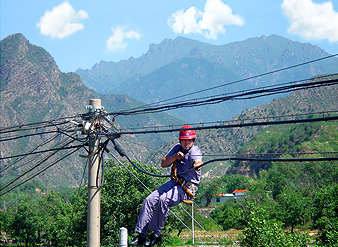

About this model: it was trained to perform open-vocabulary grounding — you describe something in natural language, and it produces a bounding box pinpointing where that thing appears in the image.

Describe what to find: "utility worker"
[128,125,203,246]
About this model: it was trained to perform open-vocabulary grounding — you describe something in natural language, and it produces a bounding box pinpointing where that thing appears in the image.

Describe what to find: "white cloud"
[281,0,338,42]
[167,0,244,40]
[106,26,141,52]
[37,1,88,39]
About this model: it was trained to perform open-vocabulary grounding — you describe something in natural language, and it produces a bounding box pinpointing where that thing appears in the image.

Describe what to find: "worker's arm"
[194,159,203,171]
[161,151,184,168]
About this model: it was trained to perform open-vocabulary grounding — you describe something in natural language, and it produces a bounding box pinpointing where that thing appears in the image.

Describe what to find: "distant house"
[202,189,248,204]
[232,189,248,197]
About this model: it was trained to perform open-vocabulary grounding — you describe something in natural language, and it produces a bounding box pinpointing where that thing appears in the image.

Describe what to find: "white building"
[202,189,248,204]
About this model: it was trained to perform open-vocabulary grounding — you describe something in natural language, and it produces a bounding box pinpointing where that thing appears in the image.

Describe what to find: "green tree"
[312,183,338,246]
[225,174,249,193]
[3,188,86,246]
[266,160,301,199]
[210,199,244,230]
[8,197,43,246]
[276,187,311,232]
[241,203,309,247]
[66,189,87,246]
[197,180,220,206]
[39,192,85,246]
[100,160,168,246]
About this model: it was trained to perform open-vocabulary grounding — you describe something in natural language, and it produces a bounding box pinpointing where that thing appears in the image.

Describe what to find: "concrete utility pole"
[87,99,102,247]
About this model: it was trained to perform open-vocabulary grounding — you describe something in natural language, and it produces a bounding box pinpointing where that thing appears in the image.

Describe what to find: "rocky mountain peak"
[11,33,29,53]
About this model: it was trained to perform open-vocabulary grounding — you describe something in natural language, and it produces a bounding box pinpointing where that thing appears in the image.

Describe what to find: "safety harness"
[171,161,197,204]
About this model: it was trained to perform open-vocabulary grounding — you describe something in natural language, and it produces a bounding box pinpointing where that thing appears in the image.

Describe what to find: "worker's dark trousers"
[134,180,185,235]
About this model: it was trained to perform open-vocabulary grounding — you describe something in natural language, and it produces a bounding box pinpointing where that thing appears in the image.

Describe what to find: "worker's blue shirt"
[166,143,202,185]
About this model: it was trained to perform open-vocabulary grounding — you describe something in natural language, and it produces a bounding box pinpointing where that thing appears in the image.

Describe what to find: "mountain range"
[76,35,338,123]
[1,33,337,187]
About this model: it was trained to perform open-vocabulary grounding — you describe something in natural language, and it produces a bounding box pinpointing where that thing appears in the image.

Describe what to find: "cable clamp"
[106,132,121,140]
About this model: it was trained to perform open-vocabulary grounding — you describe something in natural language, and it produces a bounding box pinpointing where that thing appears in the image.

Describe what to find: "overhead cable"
[2,133,78,177]
[0,120,69,134]
[0,130,63,142]
[0,145,85,161]
[0,138,76,192]
[0,124,84,175]
[1,57,337,133]
[116,110,337,133]
[0,118,78,134]
[0,146,83,197]
[118,55,338,112]
[110,138,338,179]
[115,115,338,136]
[0,131,65,174]
[108,77,338,117]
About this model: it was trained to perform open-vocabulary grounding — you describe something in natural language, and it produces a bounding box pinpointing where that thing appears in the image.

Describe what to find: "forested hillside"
[228,119,338,176]
[148,74,338,179]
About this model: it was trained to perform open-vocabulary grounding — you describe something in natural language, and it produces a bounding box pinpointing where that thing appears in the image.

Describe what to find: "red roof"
[232,189,248,193]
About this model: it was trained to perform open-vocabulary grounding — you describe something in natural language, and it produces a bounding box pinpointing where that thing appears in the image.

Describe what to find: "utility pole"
[86,99,102,247]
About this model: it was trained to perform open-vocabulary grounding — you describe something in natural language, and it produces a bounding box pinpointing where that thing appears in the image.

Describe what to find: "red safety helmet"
[179,125,196,140]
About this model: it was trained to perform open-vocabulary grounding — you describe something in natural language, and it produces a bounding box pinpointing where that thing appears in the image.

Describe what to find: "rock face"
[1,34,85,125]
[0,34,92,187]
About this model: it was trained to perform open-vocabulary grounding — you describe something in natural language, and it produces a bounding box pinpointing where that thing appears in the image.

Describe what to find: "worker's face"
[180,139,194,151]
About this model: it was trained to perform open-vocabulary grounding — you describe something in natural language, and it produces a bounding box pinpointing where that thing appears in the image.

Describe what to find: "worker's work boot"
[144,233,161,247]
[128,234,146,246]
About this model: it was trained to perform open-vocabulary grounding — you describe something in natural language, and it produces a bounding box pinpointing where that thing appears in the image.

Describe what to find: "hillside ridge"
[76,34,338,122]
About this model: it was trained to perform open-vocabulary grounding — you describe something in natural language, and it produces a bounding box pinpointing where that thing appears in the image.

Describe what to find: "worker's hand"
[176,151,184,160]
[194,160,203,171]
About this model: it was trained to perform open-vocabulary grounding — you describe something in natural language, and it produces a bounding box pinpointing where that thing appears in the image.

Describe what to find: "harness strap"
[171,162,195,199]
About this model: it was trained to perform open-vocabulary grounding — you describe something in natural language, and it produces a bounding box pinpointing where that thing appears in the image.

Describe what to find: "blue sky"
[1,0,337,73]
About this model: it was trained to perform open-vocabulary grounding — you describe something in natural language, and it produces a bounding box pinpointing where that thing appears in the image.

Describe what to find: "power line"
[0,146,83,197]
[202,151,338,158]
[0,129,65,142]
[114,114,338,136]
[0,124,84,175]
[0,138,76,192]
[0,117,79,133]
[1,75,336,135]
[0,120,70,134]
[0,131,65,174]
[118,55,338,113]
[1,56,336,134]
[0,145,85,161]
[0,122,84,142]
[108,77,338,117]
[110,138,338,181]
[117,110,338,133]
